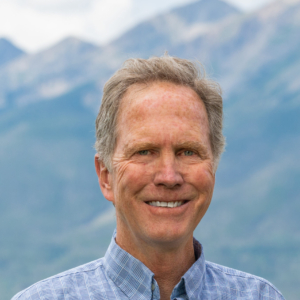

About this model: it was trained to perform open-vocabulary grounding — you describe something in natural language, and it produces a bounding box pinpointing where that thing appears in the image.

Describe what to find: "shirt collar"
[180,238,206,300]
[104,230,206,300]
[104,230,154,300]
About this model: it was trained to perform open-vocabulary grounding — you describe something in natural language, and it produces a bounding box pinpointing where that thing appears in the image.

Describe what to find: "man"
[12,56,285,299]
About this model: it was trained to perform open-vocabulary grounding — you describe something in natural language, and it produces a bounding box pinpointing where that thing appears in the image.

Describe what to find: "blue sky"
[0,0,275,53]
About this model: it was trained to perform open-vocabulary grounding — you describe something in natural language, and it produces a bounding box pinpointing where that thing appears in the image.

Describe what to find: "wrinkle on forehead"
[117,81,209,133]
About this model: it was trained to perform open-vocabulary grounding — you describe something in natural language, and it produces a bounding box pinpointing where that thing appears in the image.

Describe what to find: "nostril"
[154,174,184,188]
[160,182,181,188]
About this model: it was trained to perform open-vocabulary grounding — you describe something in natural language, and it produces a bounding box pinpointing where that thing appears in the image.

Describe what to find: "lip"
[144,200,190,214]
[145,200,189,206]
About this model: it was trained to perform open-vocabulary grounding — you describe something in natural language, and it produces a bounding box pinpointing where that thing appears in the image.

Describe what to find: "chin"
[144,225,192,246]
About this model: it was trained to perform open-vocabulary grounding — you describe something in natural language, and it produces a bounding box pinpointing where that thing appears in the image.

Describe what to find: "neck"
[148,245,195,300]
[116,230,196,300]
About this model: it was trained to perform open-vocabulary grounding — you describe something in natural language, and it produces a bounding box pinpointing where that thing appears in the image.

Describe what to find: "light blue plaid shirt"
[12,231,285,300]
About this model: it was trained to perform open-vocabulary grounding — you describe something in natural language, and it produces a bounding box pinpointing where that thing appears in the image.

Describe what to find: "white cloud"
[14,0,95,13]
[0,0,133,52]
[0,0,276,53]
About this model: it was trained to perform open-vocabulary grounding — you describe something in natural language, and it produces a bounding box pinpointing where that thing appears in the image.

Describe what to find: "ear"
[94,154,115,204]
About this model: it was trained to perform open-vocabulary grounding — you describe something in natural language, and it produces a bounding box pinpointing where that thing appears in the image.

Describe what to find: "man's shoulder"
[11,257,106,300]
[204,261,285,299]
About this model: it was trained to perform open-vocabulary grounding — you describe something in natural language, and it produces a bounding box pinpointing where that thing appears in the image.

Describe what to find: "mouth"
[146,200,188,208]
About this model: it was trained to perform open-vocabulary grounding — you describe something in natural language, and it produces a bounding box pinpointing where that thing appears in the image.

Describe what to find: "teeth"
[148,201,184,207]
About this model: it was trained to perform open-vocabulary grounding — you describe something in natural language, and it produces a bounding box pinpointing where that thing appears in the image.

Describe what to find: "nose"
[153,153,184,188]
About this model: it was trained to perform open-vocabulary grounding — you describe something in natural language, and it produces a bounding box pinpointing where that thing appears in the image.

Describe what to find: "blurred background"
[0,0,299,298]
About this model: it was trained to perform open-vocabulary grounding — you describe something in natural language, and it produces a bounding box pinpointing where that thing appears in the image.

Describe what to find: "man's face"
[97,81,215,249]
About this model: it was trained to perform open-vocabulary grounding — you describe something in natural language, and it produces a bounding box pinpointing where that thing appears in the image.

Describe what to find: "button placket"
[151,279,160,300]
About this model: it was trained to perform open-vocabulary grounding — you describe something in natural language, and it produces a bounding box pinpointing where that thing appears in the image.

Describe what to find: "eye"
[138,150,150,155]
[183,150,194,156]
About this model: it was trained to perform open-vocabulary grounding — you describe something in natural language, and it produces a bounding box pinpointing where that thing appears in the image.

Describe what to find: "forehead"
[115,81,211,148]
[118,81,207,122]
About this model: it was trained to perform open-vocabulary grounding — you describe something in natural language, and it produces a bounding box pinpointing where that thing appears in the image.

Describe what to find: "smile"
[147,201,186,208]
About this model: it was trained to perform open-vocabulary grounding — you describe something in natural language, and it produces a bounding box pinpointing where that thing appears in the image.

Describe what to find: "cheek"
[113,161,153,200]
[187,166,215,194]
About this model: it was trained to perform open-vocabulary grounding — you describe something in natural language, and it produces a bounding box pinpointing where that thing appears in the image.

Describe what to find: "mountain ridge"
[110,0,240,55]
[0,38,25,67]
[0,0,240,112]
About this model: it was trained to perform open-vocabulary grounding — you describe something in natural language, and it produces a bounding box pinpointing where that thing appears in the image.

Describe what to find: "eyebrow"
[122,140,210,159]
[123,142,159,157]
[176,141,210,159]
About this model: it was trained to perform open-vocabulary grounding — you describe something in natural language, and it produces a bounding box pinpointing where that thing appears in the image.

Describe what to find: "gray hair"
[95,55,225,172]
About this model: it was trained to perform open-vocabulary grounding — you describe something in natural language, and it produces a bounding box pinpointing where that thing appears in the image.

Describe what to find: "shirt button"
[151,284,155,291]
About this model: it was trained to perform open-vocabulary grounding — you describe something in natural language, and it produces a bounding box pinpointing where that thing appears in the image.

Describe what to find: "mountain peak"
[55,36,97,47]
[0,38,25,67]
[47,36,99,53]
[32,36,101,63]
[111,0,241,55]
[171,0,240,25]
